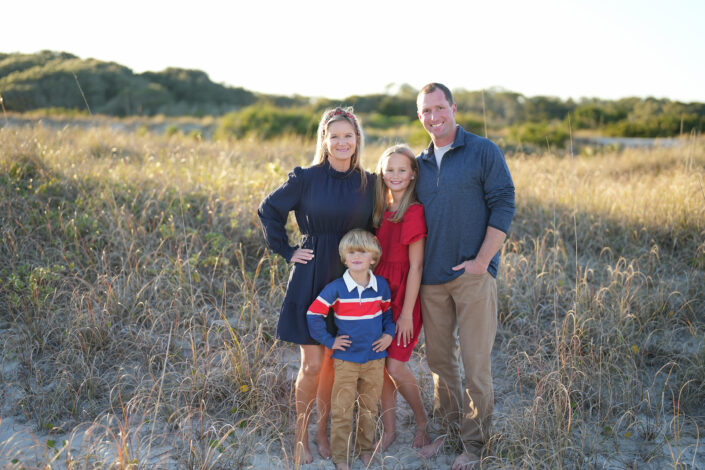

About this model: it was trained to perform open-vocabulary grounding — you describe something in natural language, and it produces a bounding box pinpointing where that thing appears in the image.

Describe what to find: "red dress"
[374,203,427,362]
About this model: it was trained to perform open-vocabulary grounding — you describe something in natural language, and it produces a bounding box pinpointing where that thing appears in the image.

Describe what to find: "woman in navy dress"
[258,107,375,464]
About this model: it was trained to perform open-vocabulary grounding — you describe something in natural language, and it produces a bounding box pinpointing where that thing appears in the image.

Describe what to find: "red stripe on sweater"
[334,301,383,317]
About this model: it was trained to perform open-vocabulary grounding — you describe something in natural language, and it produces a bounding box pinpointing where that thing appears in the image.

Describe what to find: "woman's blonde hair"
[373,144,419,228]
[338,229,381,264]
[312,106,367,190]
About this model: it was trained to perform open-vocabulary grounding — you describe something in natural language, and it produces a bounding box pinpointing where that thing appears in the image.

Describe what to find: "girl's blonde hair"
[373,144,419,228]
[312,106,367,190]
[338,229,381,264]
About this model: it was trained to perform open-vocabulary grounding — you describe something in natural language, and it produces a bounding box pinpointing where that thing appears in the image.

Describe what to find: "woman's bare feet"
[412,426,431,448]
[314,432,331,459]
[294,440,313,465]
[375,430,397,452]
[418,436,444,458]
[335,463,350,470]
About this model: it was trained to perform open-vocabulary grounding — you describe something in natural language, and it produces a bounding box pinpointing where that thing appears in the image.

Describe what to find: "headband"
[324,107,360,135]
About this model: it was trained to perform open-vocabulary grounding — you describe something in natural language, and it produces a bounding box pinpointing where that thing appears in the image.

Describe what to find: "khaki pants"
[330,358,385,465]
[420,271,497,453]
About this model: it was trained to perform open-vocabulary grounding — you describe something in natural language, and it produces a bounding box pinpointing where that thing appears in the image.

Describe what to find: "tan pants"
[330,358,385,465]
[420,271,497,454]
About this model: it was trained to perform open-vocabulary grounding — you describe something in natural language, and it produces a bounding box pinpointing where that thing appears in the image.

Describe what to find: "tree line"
[2,51,704,145]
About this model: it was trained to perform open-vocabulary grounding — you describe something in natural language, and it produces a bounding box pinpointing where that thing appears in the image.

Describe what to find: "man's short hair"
[338,229,382,263]
[417,82,455,107]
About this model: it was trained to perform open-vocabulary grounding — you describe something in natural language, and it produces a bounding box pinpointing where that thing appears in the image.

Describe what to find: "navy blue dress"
[258,161,375,345]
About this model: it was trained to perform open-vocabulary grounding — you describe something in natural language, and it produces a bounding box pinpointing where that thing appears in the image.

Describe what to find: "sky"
[4,0,705,103]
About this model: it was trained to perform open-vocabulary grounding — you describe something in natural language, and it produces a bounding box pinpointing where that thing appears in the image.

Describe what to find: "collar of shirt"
[343,269,377,296]
[420,124,465,161]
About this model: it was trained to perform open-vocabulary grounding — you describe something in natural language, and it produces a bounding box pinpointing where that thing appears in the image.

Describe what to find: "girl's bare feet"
[451,450,481,470]
[412,426,431,448]
[314,432,331,459]
[375,430,397,452]
[418,436,444,458]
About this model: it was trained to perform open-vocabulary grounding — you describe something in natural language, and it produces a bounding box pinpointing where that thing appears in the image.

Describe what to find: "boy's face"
[343,249,375,275]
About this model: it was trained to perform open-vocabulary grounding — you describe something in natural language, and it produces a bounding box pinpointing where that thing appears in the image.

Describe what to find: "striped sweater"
[307,270,395,363]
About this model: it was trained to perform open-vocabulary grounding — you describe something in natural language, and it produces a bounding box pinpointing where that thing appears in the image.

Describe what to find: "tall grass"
[0,122,703,469]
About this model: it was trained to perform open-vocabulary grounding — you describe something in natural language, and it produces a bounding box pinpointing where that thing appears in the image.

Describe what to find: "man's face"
[417,89,457,146]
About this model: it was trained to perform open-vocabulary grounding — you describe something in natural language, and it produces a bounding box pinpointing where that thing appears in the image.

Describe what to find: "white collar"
[343,269,377,293]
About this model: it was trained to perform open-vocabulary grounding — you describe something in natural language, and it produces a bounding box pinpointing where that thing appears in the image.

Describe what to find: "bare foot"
[360,452,374,467]
[294,440,313,465]
[412,426,431,448]
[375,430,397,452]
[335,463,350,470]
[313,433,331,459]
[451,451,481,470]
[418,436,444,458]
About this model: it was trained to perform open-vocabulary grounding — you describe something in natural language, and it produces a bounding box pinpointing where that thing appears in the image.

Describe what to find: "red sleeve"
[400,204,427,246]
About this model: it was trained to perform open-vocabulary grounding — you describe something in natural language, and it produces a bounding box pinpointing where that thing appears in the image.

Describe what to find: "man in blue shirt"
[415,83,515,470]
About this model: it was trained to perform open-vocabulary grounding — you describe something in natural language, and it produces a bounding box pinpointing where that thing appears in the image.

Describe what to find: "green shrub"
[407,121,430,148]
[165,124,181,137]
[364,113,414,130]
[455,112,487,136]
[215,105,318,140]
[509,121,569,148]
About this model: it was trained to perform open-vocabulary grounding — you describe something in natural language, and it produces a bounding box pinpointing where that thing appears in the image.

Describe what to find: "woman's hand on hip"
[290,248,314,264]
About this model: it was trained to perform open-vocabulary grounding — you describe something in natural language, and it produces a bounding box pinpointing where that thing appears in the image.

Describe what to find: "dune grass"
[0,122,703,469]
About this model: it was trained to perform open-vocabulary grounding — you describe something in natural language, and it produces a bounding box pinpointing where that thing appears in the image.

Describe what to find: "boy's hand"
[332,335,351,351]
[372,333,393,352]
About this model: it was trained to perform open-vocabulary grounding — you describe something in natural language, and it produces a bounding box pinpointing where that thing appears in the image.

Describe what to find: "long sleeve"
[306,283,337,349]
[257,167,304,263]
[482,143,516,235]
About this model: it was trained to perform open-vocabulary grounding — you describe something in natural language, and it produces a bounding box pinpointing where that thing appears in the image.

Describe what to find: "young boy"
[307,229,395,470]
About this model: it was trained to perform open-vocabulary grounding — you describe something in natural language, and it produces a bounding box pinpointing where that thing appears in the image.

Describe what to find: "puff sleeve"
[400,204,427,246]
[257,167,305,263]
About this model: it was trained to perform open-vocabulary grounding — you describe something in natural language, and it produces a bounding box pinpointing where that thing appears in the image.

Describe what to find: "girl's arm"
[396,238,424,347]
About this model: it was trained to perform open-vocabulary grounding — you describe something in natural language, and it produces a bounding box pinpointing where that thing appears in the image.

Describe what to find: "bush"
[407,121,430,149]
[509,121,569,148]
[364,113,413,130]
[215,106,318,140]
[455,112,487,136]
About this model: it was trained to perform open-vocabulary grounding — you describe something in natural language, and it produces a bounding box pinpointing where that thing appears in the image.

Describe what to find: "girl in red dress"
[372,144,430,451]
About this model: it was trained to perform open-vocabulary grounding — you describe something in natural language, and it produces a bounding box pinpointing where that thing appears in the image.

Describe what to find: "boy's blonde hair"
[338,229,382,264]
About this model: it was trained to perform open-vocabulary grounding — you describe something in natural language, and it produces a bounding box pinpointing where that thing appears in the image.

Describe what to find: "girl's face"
[325,120,356,169]
[382,152,415,195]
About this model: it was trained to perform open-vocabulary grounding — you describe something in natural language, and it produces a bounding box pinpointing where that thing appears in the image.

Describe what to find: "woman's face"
[325,120,356,170]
